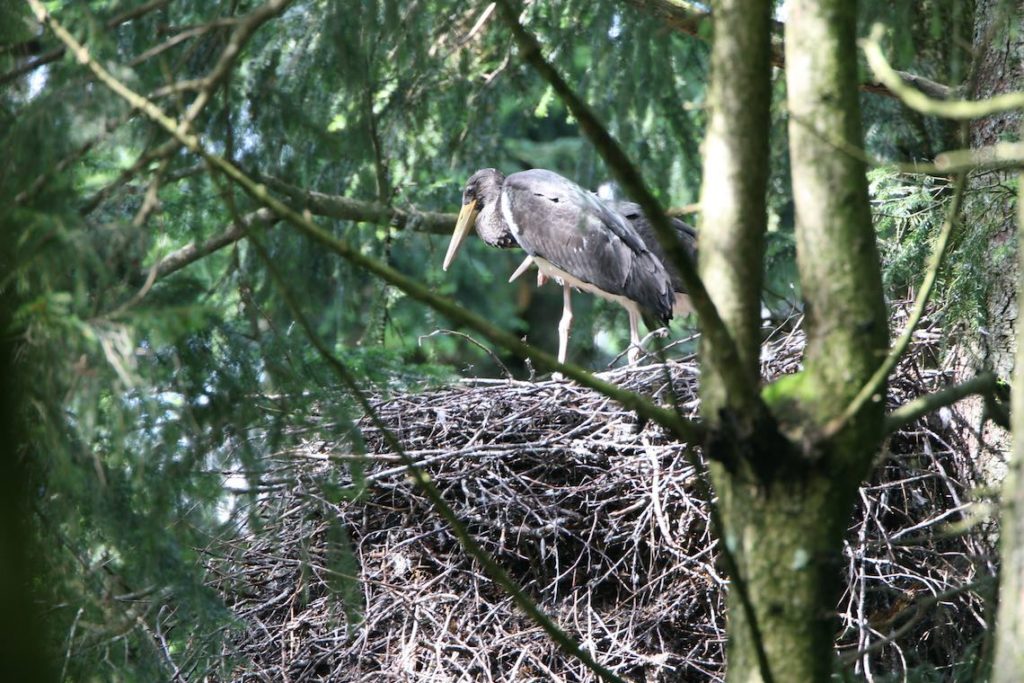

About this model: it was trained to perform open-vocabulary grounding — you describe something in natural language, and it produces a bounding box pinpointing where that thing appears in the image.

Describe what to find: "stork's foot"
[624,328,672,365]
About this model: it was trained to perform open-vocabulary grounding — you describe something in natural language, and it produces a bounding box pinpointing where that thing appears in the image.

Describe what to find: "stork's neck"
[476,192,518,249]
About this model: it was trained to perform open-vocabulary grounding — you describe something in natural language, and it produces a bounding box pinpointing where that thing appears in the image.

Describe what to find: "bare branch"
[884,373,999,434]
[128,17,241,67]
[934,142,1024,173]
[143,208,277,284]
[863,23,1024,119]
[419,329,515,379]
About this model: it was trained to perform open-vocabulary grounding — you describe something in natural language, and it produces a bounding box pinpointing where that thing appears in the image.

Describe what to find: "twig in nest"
[419,328,514,380]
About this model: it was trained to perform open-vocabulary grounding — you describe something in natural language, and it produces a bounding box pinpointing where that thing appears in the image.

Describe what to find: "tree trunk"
[698,0,771,395]
[994,167,1024,677]
[963,2,1024,676]
[993,126,1024,681]
[718,476,855,681]
[698,0,889,679]
[963,0,1023,382]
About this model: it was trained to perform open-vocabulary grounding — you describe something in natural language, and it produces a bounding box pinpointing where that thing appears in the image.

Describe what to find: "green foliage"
[870,167,950,293]
[869,166,1009,338]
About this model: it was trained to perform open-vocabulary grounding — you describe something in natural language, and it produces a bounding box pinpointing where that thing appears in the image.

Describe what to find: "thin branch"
[885,373,999,434]
[418,329,514,380]
[128,17,241,67]
[0,45,63,88]
[28,0,705,446]
[935,142,1024,173]
[861,68,957,101]
[494,0,766,421]
[138,208,277,285]
[248,235,629,683]
[78,138,180,216]
[825,173,968,438]
[838,579,993,666]
[131,180,451,290]
[862,23,1024,119]
[783,111,961,177]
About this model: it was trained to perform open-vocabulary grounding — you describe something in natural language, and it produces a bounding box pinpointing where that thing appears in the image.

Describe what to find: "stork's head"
[443,168,506,270]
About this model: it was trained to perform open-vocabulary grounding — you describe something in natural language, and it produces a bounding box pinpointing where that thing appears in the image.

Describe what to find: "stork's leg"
[557,284,573,365]
[627,308,642,365]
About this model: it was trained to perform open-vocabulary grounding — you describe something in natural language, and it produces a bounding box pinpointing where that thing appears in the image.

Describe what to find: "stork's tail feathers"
[624,251,675,327]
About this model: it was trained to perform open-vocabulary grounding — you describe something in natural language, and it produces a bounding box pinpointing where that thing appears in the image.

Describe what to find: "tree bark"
[698,0,771,414]
[698,0,889,679]
[717,476,853,682]
[966,0,1024,381]
[993,128,1024,681]
[962,5,1023,674]
[786,0,888,438]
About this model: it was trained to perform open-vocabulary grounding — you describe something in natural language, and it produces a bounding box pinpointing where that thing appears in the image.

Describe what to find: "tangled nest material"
[205,317,999,682]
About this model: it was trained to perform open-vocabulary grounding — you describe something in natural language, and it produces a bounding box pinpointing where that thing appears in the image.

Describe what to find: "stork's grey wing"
[609,199,698,295]
[502,170,674,320]
[507,170,651,255]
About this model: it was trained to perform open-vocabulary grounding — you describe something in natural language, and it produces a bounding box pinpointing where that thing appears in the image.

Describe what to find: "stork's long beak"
[442,200,478,271]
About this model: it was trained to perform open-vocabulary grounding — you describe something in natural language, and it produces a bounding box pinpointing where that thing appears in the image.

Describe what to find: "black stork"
[442,168,694,365]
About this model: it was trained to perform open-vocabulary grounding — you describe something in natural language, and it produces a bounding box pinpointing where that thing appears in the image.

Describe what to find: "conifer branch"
[257,174,458,235]
[0,0,172,87]
[28,0,704,445]
[624,0,952,101]
[143,208,278,284]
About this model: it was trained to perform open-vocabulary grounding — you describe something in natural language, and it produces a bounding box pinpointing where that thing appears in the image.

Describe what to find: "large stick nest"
[204,318,999,682]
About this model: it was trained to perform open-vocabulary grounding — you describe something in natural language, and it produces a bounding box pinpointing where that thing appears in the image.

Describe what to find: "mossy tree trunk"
[699,0,888,680]
[963,1,1023,676]
[993,138,1024,680]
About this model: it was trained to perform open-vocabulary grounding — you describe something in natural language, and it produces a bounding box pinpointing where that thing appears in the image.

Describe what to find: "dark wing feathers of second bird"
[610,199,698,296]
[502,170,676,322]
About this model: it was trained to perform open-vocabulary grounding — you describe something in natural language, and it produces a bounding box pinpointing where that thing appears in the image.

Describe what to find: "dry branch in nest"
[203,313,999,682]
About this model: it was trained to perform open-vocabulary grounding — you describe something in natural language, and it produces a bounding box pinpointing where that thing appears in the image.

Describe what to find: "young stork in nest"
[442,168,694,365]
